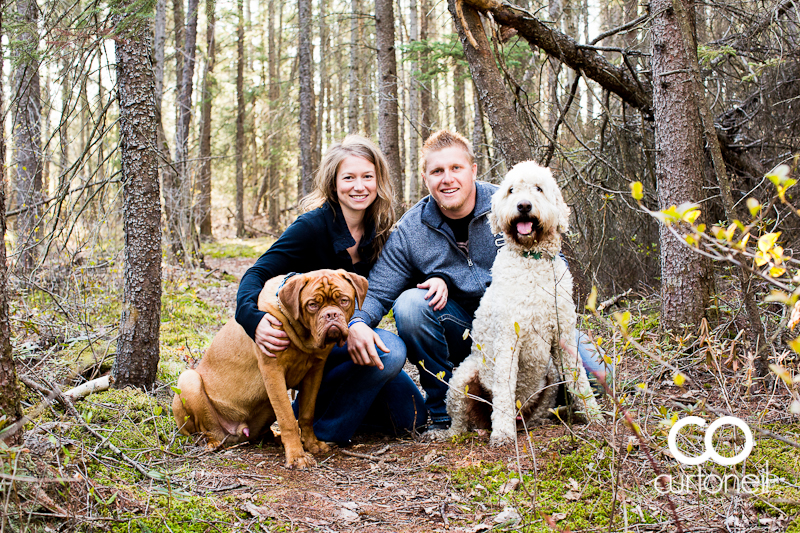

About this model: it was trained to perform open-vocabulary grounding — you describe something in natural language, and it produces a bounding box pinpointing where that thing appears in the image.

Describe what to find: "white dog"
[445,161,602,446]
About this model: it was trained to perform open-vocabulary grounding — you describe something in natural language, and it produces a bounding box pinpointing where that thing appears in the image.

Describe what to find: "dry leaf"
[790,300,800,330]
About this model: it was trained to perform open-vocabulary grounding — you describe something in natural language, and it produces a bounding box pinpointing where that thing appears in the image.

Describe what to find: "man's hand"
[254,313,290,357]
[346,322,386,370]
[417,277,448,311]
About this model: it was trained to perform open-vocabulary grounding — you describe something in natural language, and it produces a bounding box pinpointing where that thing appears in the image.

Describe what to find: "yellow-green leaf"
[747,197,761,217]
[436,371,445,380]
[630,181,643,200]
[769,363,793,385]
[514,322,520,337]
[516,400,522,409]
[766,164,791,185]
[586,286,598,312]
[787,337,800,354]
[465,385,469,395]
[673,373,686,386]
[769,266,786,277]
[636,382,647,390]
[462,328,470,340]
[758,232,781,252]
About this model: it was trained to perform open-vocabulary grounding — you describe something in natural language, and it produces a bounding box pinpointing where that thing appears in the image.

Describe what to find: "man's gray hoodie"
[353,181,504,327]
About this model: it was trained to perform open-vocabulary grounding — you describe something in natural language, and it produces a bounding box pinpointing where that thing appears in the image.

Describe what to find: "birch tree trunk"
[235,0,246,236]
[298,0,317,196]
[113,0,162,389]
[375,0,402,215]
[0,15,21,441]
[651,0,711,330]
[197,0,215,237]
[12,0,43,272]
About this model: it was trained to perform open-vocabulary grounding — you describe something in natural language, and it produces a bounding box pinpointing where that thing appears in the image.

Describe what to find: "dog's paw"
[285,451,316,469]
[489,431,515,447]
[304,439,330,454]
[421,428,452,442]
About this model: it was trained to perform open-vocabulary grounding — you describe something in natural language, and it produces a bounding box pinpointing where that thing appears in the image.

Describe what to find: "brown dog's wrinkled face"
[488,161,570,253]
[278,270,369,348]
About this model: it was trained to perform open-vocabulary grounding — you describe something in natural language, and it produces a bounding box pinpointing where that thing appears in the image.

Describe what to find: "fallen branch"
[341,448,397,462]
[597,288,633,312]
[63,375,113,401]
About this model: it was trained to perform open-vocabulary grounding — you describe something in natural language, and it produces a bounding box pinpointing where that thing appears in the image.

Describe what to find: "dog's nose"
[517,200,532,214]
[323,309,342,322]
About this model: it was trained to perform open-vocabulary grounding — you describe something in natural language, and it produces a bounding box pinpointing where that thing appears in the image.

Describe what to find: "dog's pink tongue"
[517,221,533,235]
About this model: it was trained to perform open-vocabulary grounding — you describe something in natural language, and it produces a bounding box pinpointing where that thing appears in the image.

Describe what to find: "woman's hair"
[299,135,395,261]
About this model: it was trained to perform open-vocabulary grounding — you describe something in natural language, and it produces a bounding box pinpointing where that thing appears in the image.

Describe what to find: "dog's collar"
[521,251,545,260]
[275,272,299,313]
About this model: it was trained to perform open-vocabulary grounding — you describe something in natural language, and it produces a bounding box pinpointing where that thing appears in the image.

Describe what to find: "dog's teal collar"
[521,251,543,259]
[275,272,299,313]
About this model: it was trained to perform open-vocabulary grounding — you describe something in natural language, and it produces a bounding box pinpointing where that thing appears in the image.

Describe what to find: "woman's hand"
[254,313,290,357]
[346,322,386,370]
[417,277,448,311]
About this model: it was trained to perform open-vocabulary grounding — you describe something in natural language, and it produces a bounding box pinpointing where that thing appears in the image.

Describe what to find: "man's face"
[423,146,478,219]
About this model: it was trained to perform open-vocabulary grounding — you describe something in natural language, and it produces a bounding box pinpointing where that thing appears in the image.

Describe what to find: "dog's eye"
[340,297,350,307]
[508,187,514,194]
[536,186,543,193]
[306,301,319,311]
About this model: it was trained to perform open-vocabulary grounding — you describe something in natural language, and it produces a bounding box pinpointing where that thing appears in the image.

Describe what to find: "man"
[348,130,606,430]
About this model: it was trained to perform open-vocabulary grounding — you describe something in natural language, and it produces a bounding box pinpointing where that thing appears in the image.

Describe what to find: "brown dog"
[172,269,368,468]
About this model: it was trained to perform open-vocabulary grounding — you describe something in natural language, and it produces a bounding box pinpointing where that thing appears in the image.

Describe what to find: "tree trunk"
[472,88,487,176]
[651,0,711,330]
[113,0,163,390]
[453,60,467,135]
[12,0,42,272]
[419,0,433,140]
[348,0,360,134]
[298,0,317,196]
[154,0,167,109]
[0,13,21,443]
[197,0,215,237]
[408,0,420,200]
[235,0,246,236]
[174,0,200,263]
[267,0,280,229]
[376,0,402,216]
[448,0,532,166]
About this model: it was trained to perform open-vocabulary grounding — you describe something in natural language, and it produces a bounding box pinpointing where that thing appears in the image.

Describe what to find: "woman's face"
[336,155,378,218]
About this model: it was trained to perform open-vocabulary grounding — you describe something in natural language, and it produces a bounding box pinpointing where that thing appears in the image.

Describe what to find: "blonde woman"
[235,135,424,444]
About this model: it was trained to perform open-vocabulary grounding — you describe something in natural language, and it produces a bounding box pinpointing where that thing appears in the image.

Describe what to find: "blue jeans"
[393,289,610,425]
[298,328,426,445]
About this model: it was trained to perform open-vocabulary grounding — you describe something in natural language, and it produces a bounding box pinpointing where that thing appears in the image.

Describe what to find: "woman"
[235,135,425,444]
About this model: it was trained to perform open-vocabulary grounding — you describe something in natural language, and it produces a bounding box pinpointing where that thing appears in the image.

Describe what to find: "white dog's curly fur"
[444,161,602,446]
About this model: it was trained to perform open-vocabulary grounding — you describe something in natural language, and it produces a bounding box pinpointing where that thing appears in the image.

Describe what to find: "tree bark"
[408,0,420,200]
[12,0,43,272]
[267,0,281,228]
[154,0,167,109]
[113,0,163,390]
[0,12,21,443]
[348,0,360,133]
[376,0,403,216]
[651,0,711,330]
[235,0,246,236]
[298,0,317,196]
[462,0,652,116]
[419,0,433,140]
[197,0,216,237]
[448,0,532,166]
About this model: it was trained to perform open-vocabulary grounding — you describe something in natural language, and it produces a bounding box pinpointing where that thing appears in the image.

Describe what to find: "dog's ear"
[278,274,309,320]
[556,190,571,233]
[488,190,503,234]
[340,271,369,310]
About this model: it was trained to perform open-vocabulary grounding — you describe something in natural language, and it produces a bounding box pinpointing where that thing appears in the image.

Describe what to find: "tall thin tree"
[298,0,317,196]
[375,0,402,215]
[197,0,216,237]
[113,0,163,389]
[12,0,42,272]
[235,0,246,236]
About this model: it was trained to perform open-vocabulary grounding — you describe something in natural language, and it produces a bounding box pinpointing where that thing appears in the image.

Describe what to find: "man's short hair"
[421,130,475,174]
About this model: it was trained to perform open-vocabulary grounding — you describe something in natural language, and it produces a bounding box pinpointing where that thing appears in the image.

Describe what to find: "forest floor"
[2,238,800,532]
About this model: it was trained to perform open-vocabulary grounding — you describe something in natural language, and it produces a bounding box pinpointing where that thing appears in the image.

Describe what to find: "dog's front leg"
[256,356,314,469]
[296,359,330,455]
[489,328,521,447]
